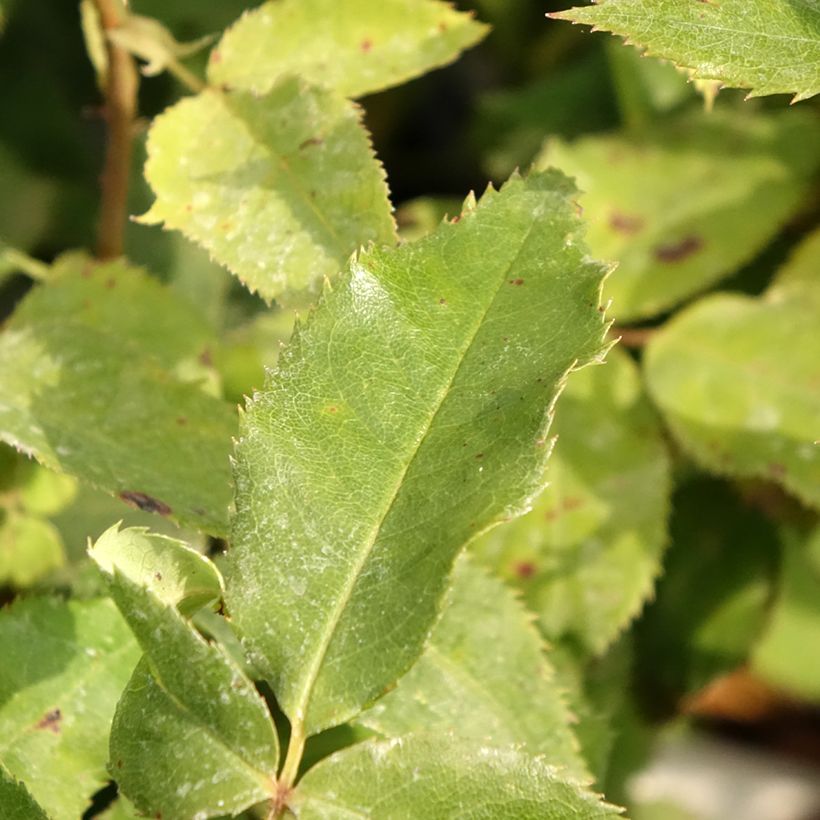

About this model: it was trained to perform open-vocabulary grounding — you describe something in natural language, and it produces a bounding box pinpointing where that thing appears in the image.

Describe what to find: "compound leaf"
[293,734,620,818]
[0,597,140,819]
[209,0,488,99]
[0,256,236,535]
[227,170,610,737]
[473,346,670,656]
[536,109,820,321]
[142,78,396,306]
[552,0,820,101]
[357,555,588,780]
[644,234,820,510]
[92,527,279,819]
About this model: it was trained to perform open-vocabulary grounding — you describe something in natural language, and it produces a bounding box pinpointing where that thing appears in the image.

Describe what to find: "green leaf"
[142,79,396,306]
[635,479,778,706]
[0,256,236,534]
[0,597,141,819]
[644,236,820,510]
[535,109,820,320]
[473,346,670,656]
[0,766,49,820]
[0,511,64,587]
[552,0,820,101]
[227,170,609,736]
[357,555,589,780]
[753,526,820,701]
[208,0,488,99]
[90,524,223,615]
[293,734,620,818]
[92,527,279,819]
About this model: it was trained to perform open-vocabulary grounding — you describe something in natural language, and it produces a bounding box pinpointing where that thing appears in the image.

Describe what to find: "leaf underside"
[554,0,820,101]
[227,170,610,736]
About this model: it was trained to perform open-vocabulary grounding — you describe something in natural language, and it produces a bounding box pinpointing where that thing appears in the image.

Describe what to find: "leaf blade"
[209,0,488,99]
[553,0,820,101]
[142,79,396,305]
[227,170,610,735]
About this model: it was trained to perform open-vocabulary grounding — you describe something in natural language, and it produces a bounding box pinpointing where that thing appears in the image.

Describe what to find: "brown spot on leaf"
[210,50,221,64]
[299,136,324,150]
[608,211,644,234]
[509,278,525,286]
[176,416,188,426]
[36,708,62,733]
[119,491,172,516]
[475,453,484,460]
[154,572,162,581]
[116,759,123,769]
[438,21,448,32]
[326,405,338,414]
[105,277,117,289]
[438,297,447,305]
[199,348,213,367]
[654,235,703,263]
[360,38,373,52]
[514,561,536,579]
[450,215,461,224]
[768,462,787,479]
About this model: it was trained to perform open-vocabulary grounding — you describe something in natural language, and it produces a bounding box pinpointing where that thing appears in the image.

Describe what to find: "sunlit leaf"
[473,347,670,656]
[553,0,820,101]
[293,734,620,818]
[227,170,610,737]
[209,0,488,99]
[536,109,820,320]
[142,78,395,306]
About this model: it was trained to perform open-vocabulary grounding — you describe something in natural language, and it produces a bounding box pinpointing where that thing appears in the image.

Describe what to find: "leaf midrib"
[292,218,541,728]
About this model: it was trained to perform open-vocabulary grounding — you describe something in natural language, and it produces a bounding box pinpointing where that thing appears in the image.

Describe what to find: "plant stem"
[271,722,305,816]
[94,0,138,260]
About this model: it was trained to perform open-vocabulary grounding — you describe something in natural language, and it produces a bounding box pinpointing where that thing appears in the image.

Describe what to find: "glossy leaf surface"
[227,170,609,735]
[142,79,395,306]
[209,0,488,99]
[293,734,620,818]
[644,235,820,510]
[0,598,140,819]
[536,110,820,320]
[474,347,669,656]
[93,528,279,819]
[553,0,820,101]
[357,556,588,779]
[0,257,236,534]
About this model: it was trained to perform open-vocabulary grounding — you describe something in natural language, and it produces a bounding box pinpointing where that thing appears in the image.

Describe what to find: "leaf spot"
[360,38,373,53]
[514,561,536,579]
[608,211,644,234]
[508,278,525,286]
[119,491,172,516]
[654,235,703,263]
[35,708,62,733]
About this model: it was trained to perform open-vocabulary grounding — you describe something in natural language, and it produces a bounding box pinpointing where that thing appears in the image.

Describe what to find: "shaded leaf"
[636,479,778,708]
[142,78,395,306]
[553,0,820,101]
[753,526,820,701]
[473,346,670,656]
[93,528,279,819]
[209,0,488,99]
[293,734,620,818]
[0,597,140,819]
[0,256,236,534]
[357,555,588,780]
[536,109,820,320]
[227,170,610,736]
[644,235,820,510]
